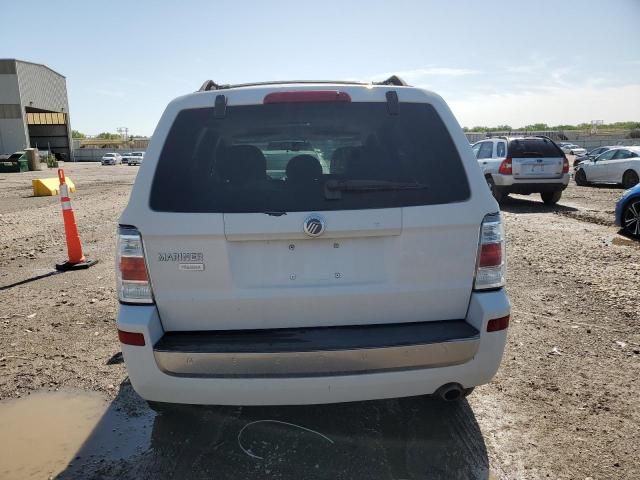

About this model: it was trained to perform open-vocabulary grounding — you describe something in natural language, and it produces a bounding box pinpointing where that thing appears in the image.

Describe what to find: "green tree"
[550,124,577,130]
[71,130,86,139]
[463,122,639,132]
[96,132,121,140]
[523,123,549,131]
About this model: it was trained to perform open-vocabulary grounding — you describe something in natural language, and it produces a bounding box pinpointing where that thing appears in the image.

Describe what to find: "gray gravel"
[0,162,638,479]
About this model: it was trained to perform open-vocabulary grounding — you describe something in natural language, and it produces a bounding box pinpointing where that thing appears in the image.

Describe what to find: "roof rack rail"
[198,80,224,91]
[484,134,509,140]
[197,76,411,92]
[376,75,409,86]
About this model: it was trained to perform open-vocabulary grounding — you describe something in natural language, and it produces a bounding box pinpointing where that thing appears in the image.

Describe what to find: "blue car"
[615,183,640,239]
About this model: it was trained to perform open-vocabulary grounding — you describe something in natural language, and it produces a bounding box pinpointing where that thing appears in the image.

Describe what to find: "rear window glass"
[508,139,564,158]
[150,102,470,213]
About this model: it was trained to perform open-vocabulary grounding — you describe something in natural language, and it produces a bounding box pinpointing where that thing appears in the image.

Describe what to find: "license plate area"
[527,164,545,174]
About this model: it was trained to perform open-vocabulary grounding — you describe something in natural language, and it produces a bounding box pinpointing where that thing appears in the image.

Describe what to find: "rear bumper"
[117,290,510,405]
[615,198,623,226]
[153,320,480,377]
[493,173,569,194]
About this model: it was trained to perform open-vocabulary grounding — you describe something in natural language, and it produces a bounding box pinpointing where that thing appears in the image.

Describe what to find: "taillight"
[498,157,512,175]
[263,91,351,104]
[117,226,154,304]
[474,213,506,290]
[562,155,569,173]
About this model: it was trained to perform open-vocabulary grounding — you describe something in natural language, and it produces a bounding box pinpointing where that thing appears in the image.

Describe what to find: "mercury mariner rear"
[116,80,510,406]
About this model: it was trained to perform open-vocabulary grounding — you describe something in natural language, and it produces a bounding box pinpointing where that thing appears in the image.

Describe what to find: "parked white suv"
[123,151,145,166]
[473,136,570,204]
[116,78,510,407]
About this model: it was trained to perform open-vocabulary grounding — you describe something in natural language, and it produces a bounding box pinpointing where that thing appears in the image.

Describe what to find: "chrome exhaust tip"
[435,383,464,402]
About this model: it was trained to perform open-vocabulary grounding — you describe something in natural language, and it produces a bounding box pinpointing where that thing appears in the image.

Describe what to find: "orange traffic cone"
[55,169,98,271]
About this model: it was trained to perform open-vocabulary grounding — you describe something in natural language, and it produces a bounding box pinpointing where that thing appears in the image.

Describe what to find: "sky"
[1,0,639,136]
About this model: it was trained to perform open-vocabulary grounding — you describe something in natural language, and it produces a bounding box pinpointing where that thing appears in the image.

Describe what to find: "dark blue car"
[615,183,640,239]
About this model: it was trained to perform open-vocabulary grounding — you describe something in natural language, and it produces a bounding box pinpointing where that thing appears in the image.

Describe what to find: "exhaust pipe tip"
[435,383,464,402]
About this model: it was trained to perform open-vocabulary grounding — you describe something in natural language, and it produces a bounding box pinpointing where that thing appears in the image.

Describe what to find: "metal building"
[0,59,73,160]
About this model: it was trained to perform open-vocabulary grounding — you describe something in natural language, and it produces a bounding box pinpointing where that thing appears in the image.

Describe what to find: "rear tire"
[622,170,639,189]
[486,176,506,203]
[575,168,589,186]
[541,190,562,205]
[622,199,640,239]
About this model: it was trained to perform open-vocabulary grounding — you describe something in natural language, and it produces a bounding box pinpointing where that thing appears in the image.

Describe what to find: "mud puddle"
[0,383,495,479]
[0,389,153,480]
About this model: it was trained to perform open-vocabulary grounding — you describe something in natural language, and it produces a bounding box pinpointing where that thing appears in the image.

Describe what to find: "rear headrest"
[339,147,373,179]
[217,145,266,183]
[286,154,323,183]
[330,147,360,174]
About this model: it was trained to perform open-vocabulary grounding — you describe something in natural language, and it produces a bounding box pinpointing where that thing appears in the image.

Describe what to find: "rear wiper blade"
[324,179,428,199]
[263,210,287,216]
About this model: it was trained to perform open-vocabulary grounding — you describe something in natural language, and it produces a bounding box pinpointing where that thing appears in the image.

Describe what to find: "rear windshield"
[508,138,564,158]
[150,102,470,213]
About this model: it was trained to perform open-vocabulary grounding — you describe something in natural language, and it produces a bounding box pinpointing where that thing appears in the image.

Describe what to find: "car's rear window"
[150,102,470,213]
[508,138,564,158]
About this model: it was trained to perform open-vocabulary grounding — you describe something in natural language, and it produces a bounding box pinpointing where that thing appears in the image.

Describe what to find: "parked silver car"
[101,153,122,165]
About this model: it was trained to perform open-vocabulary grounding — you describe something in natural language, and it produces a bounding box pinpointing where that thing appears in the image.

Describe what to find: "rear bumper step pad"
[153,320,480,378]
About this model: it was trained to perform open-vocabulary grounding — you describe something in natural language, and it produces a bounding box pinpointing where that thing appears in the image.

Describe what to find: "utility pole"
[117,127,129,141]
[590,120,603,135]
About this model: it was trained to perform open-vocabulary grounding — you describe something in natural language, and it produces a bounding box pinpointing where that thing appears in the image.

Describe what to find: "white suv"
[116,78,510,407]
[123,151,145,166]
[473,136,570,204]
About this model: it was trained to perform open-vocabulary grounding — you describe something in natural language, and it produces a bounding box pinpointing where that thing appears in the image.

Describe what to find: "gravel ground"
[0,162,638,479]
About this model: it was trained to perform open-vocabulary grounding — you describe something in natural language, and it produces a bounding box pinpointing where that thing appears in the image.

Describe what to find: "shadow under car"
[56,380,491,480]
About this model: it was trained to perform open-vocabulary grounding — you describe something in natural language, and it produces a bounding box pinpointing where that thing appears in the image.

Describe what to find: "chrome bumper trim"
[154,338,479,378]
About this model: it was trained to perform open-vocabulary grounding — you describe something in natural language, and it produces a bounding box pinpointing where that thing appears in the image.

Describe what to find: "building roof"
[0,58,66,78]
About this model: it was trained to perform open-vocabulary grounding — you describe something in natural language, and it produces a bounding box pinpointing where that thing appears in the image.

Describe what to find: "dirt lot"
[0,162,638,479]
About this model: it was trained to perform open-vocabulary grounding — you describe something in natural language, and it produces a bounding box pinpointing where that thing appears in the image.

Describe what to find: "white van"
[116,78,510,408]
